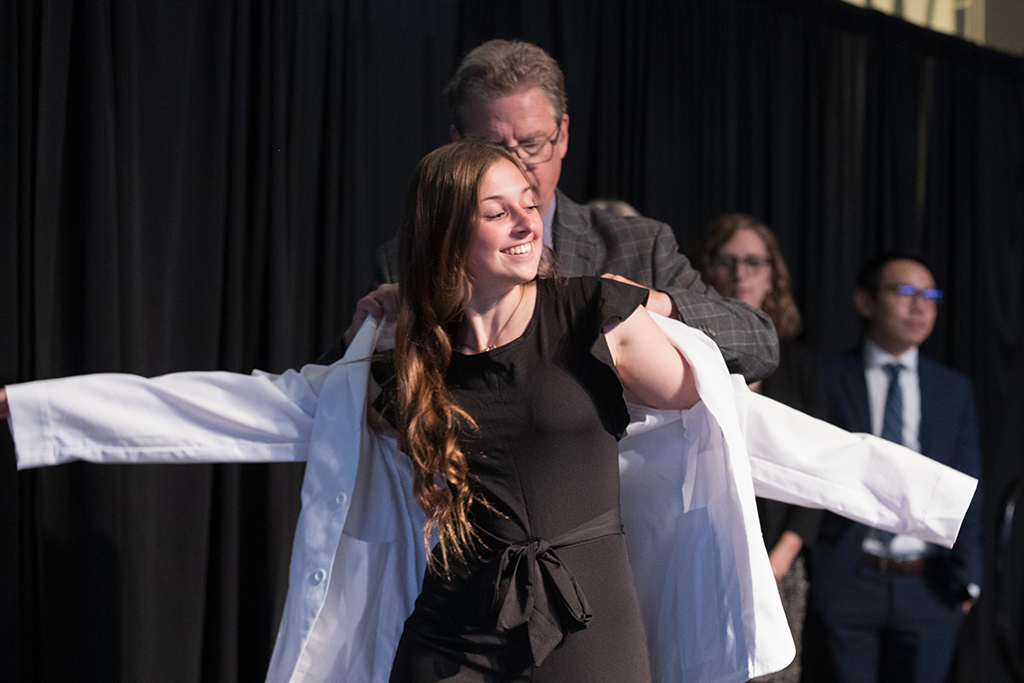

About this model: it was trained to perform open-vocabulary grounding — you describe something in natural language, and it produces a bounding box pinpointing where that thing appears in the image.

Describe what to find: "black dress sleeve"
[547,277,650,439]
[579,276,649,371]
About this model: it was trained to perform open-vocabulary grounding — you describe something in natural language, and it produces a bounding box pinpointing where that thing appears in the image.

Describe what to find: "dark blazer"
[812,346,983,597]
[372,189,779,381]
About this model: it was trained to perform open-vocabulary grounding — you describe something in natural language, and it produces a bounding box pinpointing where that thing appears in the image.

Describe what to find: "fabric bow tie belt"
[489,508,623,665]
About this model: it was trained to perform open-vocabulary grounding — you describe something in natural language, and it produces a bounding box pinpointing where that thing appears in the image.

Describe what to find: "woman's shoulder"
[537,275,640,303]
[536,276,600,314]
[536,276,648,328]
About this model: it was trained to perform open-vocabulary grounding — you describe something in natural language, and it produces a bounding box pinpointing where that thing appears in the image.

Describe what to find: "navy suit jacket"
[812,346,983,598]
[370,189,779,381]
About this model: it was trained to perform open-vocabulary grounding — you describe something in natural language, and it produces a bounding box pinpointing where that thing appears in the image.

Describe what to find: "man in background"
[328,40,778,382]
[804,252,982,683]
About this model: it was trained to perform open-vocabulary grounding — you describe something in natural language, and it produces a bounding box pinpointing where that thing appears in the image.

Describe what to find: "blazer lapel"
[550,189,599,277]
[917,358,937,456]
[837,348,872,434]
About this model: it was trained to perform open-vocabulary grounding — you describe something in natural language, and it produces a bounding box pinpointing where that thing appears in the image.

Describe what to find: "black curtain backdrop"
[2,0,1022,681]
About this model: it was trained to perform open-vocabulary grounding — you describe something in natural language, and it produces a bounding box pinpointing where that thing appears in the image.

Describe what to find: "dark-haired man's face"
[452,87,569,217]
[854,259,938,355]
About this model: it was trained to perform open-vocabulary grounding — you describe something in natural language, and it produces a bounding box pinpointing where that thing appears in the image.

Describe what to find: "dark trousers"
[803,562,963,683]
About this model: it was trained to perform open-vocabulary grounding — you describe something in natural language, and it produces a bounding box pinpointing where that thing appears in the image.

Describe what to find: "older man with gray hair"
[334,40,778,381]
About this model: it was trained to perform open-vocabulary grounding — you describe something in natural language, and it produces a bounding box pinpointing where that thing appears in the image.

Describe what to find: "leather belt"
[489,508,622,666]
[861,553,926,577]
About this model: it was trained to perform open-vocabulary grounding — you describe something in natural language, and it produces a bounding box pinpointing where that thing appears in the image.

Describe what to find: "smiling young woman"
[459,156,543,354]
[372,139,697,682]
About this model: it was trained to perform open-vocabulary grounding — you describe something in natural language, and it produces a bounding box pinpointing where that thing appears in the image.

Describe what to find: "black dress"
[755,339,828,550]
[381,276,652,683]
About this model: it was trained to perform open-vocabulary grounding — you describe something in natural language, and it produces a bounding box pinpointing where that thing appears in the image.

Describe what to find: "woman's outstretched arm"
[2,369,325,469]
[603,308,699,411]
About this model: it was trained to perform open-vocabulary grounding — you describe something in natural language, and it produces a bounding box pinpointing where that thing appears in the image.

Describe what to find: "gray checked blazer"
[340,190,779,381]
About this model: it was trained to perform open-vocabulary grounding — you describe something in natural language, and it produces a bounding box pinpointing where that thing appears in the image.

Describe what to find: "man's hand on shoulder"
[344,283,399,347]
[601,273,677,318]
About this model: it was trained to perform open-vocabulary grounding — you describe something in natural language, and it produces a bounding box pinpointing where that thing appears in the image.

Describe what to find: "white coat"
[6,315,977,683]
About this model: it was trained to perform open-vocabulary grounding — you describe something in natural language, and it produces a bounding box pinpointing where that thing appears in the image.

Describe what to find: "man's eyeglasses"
[884,282,943,303]
[505,123,562,165]
[711,255,770,272]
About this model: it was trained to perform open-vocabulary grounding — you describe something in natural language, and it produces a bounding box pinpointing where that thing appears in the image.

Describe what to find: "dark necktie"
[871,362,905,550]
[881,363,904,445]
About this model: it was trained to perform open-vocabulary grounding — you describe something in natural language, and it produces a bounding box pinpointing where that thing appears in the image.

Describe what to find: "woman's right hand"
[0,387,8,420]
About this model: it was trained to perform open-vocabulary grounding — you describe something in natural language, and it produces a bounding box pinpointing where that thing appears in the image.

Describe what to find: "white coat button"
[311,569,326,585]
[330,492,348,509]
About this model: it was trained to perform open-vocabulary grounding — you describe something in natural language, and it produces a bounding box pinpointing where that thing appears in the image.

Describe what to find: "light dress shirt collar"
[864,339,919,375]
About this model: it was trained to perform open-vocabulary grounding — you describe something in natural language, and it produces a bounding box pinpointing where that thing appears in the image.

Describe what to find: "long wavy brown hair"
[695,213,803,341]
[394,140,529,571]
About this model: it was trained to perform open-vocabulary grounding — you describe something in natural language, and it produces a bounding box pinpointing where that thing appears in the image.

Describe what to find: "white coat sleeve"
[740,387,976,548]
[644,313,976,549]
[6,364,335,469]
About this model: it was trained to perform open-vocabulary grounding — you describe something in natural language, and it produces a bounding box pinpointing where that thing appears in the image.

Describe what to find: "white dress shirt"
[862,339,929,558]
[864,340,921,451]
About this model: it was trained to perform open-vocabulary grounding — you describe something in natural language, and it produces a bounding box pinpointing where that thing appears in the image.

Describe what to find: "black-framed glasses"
[711,255,770,272]
[506,123,562,165]
[884,282,943,303]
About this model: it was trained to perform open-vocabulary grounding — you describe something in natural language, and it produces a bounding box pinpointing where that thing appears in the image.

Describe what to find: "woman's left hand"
[767,531,804,581]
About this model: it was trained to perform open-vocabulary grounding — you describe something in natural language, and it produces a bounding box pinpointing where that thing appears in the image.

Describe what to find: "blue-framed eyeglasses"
[885,282,943,303]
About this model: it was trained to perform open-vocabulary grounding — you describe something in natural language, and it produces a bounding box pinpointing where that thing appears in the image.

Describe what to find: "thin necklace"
[480,285,525,352]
